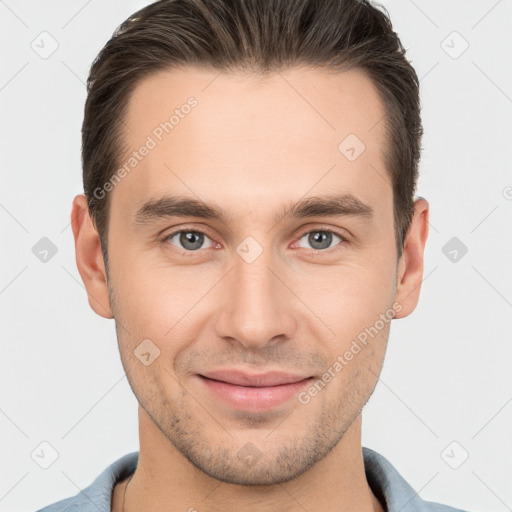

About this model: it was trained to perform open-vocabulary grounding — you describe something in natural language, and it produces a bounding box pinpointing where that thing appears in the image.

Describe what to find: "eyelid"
[163,224,217,240]
[293,224,350,243]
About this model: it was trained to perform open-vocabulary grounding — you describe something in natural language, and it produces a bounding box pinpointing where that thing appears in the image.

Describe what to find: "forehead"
[111,65,390,222]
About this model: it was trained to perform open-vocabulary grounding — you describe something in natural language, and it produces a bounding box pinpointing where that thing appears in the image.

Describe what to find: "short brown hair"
[82,0,422,269]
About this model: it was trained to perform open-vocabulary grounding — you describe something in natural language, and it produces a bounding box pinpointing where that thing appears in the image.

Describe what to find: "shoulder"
[35,452,139,512]
[362,447,472,512]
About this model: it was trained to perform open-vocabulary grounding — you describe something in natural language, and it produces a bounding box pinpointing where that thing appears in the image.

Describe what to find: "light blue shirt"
[35,447,470,511]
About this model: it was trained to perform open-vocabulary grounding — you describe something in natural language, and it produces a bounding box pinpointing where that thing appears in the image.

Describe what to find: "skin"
[71,66,429,512]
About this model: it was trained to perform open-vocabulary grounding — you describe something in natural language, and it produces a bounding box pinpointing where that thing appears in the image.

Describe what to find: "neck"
[113,410,384,512]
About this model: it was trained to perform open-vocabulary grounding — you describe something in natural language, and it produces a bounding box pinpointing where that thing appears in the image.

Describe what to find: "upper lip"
[199,370,312,387]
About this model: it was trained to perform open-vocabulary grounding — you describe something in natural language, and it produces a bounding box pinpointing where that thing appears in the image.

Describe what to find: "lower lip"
[197,375,314,411]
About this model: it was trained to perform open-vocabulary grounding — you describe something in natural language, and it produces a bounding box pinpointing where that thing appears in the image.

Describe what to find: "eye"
[162,227,346,255]
[296,230,344,251]
[164,230,215,252]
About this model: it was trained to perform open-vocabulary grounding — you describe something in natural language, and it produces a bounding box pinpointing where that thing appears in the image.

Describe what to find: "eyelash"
[161,225,348,256]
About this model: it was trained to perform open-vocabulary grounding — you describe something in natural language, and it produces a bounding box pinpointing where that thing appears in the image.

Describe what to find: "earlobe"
[393,197,430,319]
[70,194,114,319]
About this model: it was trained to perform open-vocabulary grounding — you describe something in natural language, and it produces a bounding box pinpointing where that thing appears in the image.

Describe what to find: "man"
[36,0,471,511]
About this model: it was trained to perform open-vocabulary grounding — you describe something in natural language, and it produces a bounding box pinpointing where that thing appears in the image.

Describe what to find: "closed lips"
[198,370,313,387]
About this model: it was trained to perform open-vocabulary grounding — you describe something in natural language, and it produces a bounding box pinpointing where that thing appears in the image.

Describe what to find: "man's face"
[106,66,400,484]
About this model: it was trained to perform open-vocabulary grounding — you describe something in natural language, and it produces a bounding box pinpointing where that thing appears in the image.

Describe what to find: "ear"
[70,194,113,319]
[393,197,429,319]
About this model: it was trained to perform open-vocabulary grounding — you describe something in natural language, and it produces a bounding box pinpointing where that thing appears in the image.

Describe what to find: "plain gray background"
[1,1,511,511]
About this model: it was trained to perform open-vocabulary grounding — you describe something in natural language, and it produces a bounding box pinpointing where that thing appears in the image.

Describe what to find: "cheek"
[109,253,220,357]
[109,246,181,321]
[293,253,396,336]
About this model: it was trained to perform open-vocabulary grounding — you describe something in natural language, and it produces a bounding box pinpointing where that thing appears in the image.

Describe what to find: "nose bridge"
[214,241,296,348]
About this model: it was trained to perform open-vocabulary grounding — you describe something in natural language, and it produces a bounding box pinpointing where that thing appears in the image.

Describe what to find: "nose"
[213,246,298,351]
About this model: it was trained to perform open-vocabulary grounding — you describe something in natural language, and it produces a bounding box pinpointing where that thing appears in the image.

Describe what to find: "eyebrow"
[133,193,374,227]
